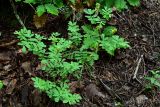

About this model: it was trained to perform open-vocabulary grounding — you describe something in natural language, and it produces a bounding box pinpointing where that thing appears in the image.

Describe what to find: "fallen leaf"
[33,14,47,29]
[69,81,84,93]
[86,0,95,7]
[32,89,42,107]
[5,79,17,94]
[35,64,41,71]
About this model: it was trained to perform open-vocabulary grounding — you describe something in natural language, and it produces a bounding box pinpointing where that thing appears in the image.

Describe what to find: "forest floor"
[0,0,160,107]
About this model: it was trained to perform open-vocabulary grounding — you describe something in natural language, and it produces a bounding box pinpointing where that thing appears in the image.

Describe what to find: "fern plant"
[15,0,64,16]
[15,28,82,105]
[15,3,130,105]
[14,28,46,56]
[145,70,160,90]
[81,5,129,55]
[0,80,3,90]
[32,77,81,105]
[96,0,140,11]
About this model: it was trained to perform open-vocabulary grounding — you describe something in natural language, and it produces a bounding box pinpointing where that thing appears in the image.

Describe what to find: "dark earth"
[0,0,160,107]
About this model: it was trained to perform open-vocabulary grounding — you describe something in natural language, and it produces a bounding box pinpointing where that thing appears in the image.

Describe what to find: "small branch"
[29,3,36,12]
[0,39,18,47]
[99,78,122,101]
[133,55,143,79]
[10,0,26,29]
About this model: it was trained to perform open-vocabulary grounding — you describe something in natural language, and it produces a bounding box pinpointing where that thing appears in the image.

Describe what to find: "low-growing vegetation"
[14,0,140,105]
[1,0,160,106]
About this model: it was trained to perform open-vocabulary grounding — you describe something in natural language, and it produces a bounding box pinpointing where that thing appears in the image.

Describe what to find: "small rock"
[136,95,148,107]
[3,64,12,71]
[85,84,105,99]
[21,61,32,75]
[0,52,11,62]
[142,35,148,42]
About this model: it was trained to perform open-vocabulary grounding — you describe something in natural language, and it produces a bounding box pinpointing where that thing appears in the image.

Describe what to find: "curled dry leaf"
[33,14,47,29]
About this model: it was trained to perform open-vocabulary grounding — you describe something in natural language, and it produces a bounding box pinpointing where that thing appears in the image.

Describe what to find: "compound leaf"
[114,0,127,11]
[24,0,36,4]
[36,5,46,17]
[45,4,59,15]
[127,0,140,6]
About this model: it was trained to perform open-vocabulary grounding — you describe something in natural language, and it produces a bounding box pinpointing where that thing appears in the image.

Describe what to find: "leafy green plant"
[15,28,82,104]
[15,0,64,16]
[0,80,3,90]
[145,70,160,90]
[32,77,81,105]
[14,28,46,56]
[15,5,130,105]
[82,6,129,55]
[96,0,140,11]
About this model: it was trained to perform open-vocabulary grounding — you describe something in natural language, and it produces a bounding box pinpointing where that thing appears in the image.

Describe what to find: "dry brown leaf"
[5,79,17,94]
[69,0,84,12]
[35,64,41,71]
[33,14,47,29]
[16,48,28,54]
[32,89,42,107]
[86,0,95,7]
[69,81,84,93]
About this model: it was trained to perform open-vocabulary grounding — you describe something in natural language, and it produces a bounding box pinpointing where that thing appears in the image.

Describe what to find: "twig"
[10,0,26,29]
[133,55,143,79]
[29,3,36,11]
[99,78,122,101]
[0,39,18,47]
[151,45,160,47]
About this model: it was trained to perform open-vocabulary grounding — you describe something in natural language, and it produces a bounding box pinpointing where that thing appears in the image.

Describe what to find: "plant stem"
[10,0,26,29]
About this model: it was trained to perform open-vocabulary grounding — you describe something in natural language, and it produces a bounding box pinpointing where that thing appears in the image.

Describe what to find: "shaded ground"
[0,0,160,107]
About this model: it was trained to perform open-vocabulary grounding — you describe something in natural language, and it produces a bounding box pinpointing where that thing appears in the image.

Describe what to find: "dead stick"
[10,0,26,29]
[99,78,122,101]
[0,39,18,47]
[133,55,143,79]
